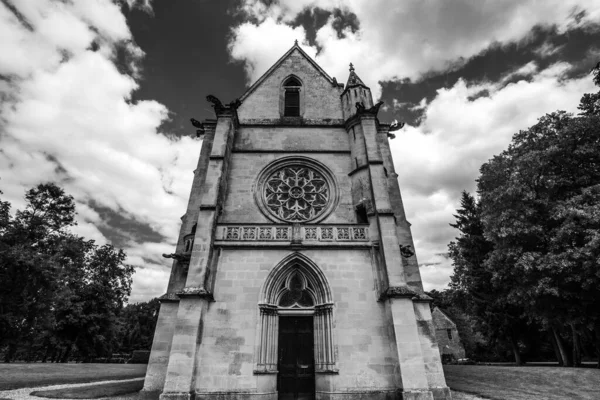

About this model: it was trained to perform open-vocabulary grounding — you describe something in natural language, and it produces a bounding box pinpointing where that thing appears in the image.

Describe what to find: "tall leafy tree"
[0,183,134,362]
[478,108,600,366]
[448,191,527,364]
[0,184,76,361]
[115,298,160,354]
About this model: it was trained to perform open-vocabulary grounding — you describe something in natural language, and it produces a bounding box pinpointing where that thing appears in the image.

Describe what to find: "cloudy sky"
[2,0,600,302]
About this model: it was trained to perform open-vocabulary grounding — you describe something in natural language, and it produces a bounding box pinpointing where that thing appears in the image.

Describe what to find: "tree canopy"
[0,183,145,362]
[447,64,600,366]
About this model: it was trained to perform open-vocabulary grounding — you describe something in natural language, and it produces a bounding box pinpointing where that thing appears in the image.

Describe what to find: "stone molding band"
[379,286,433,302]
[176,287,215,301]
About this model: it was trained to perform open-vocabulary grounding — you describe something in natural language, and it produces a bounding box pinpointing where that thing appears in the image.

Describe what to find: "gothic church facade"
[142,43,451,400]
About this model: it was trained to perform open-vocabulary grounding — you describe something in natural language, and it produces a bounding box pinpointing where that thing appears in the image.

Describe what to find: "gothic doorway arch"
[255,253,337,398]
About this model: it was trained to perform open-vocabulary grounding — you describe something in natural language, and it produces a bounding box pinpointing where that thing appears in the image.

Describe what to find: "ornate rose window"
[255,157,338,224]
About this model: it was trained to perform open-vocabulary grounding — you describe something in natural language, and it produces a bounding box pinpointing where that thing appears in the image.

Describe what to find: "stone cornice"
[177,287,215,301]
[233,149,351,154]
[347,160,384,177]
[344,113,377,130]
[379,286,432,302]
[158,292,180,303]
[239,119,344,127]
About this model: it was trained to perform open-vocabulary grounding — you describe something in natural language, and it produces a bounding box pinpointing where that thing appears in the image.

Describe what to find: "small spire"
[345,62,366,88]
[294,39,298,46]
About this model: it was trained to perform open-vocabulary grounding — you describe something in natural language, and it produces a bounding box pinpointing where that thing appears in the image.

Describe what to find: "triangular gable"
[239,43,337,102]
[433,307,458,328]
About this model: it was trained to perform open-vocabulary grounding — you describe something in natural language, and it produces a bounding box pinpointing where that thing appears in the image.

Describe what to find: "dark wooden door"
[278,316,315,400]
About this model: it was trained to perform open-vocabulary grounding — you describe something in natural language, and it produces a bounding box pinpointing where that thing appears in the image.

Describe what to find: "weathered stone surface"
[145,42,451,400]
[432,307,466,361]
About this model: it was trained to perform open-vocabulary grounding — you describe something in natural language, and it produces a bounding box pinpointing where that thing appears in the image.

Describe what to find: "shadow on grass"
[30,380,143,399]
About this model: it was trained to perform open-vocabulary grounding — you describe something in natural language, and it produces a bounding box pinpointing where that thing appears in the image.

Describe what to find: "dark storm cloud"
[124,0,247,137]
[379,24,600,126]
[86,201,165,249]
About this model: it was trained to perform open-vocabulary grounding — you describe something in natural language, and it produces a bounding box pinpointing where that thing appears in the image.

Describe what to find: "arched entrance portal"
[256,253,337,400]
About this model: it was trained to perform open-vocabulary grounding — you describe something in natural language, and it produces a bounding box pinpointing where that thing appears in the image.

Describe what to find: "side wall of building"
[432,308,466,360]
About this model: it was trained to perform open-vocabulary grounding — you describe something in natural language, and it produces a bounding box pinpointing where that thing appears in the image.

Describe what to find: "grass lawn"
[444,364,600,400]
[30,380,144,399]
[0,363,147,390]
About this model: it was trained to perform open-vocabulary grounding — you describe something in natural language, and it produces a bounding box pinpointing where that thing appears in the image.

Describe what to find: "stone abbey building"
[142,43,451,400]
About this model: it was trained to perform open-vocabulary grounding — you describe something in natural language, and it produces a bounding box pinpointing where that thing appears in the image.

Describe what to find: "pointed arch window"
[283,77,302,117]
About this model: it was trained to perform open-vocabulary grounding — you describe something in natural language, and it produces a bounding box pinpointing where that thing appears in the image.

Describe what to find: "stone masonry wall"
[234,126,349,152]
[432,308,465,360]
[194,248,400,394]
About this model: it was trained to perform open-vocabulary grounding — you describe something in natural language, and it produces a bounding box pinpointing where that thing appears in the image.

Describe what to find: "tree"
[115,298,160,354]
[0,183,134,362]
[0,183,77,361]
[477,110,600,367]
[447,191,529,364]
[578,62,600,116]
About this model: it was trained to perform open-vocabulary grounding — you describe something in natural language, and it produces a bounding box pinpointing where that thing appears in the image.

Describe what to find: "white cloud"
[229,18,315,84]
[390,63,596,291]
[501,61,539,83]
[230,0,600,100]
[0,0,197,302]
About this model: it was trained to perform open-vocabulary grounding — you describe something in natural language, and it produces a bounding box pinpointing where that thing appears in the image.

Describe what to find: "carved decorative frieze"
[352,227,367,240]
[337,227,350,240]
[275,227,290,240]
[321,227,333,240]
[258,227,272,240]
[220,225,368,242]
[305,227,317,240]
[242,227,256,240]
[226,227,240,240]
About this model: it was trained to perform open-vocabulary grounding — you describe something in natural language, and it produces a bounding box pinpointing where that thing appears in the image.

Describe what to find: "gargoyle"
[399,244,415,258]
[228,98,242,110]
[355,101,384,117]
[206,95,225,114]
[206,95,242,116]
[162,253,191,262]
[369,101,384,115]
[190,118,205,137]
[389,119,405,132]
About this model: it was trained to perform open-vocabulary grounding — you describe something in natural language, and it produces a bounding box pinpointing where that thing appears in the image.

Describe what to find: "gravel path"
[0,378,144,400]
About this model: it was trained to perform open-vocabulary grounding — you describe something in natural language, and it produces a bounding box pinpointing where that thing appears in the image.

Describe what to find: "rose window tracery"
[264,166,330,222]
